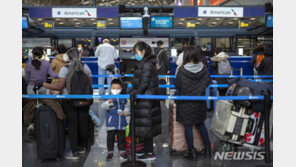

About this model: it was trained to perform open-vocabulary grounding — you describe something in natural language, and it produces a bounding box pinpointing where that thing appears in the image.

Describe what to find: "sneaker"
[137,153,156,161]
[27,124,34,136]
[106,153,113,161]
[64,151,79,160]
[120,152,129,160]
[78,146,86,154]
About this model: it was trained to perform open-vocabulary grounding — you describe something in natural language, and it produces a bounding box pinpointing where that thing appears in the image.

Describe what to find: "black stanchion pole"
[121,92,146,167]
[263,90,271,164]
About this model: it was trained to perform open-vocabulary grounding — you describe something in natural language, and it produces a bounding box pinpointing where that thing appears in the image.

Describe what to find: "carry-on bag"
[34,85,65,161]
[170,102,204,153]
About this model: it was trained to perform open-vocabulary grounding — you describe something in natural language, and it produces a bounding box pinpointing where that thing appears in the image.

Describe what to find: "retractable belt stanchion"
[263,90,272,164]
[121,92,146,167]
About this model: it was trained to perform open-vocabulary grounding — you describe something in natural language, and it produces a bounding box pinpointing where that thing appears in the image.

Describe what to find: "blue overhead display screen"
[120,17,142,29]
[22,17,29,29]
[266,14,273,28]
[150,16,173,29]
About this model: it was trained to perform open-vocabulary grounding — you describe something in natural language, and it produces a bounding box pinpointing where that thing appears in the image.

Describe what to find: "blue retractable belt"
[22,94,273,100]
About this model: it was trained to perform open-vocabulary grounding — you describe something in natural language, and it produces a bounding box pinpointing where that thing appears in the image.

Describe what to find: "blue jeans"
[184,123,211,151]
[98,67,112,95]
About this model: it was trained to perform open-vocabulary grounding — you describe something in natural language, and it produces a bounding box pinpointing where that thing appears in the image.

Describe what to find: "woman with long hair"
[174,46,212,160]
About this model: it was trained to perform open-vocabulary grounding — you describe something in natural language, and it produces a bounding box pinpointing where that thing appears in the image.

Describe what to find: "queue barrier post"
[262,90,272,164]
[121,92,146,167]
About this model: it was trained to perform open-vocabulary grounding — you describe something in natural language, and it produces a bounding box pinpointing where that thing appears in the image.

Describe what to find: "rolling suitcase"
[34,85,65,161]
[244,111,265,147]
[170,102,204,153]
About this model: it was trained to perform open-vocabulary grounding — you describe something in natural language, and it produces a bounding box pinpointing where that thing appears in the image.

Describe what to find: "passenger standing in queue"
[101,79,130,161]
[25,46,59,136]
[210,47,232,96]
[174,46,212,160]
[256,44,273,75]
[132,41,161,160]
[250,45,265,69]
[95,39,119,95]
[50,44,68,94]
[154,40,170,95]
[78,44,89,57]
[43,48,93,160]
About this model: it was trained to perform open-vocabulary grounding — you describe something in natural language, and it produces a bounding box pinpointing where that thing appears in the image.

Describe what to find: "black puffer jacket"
[256,56,273,75]
[132,54,161,138]
[174,64,211,125]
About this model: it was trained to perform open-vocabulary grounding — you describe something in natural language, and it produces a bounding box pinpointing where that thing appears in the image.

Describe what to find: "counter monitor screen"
[150,16,173,29]
[22,17,28,29]
[120,17,143,29]
[266,14,273,28]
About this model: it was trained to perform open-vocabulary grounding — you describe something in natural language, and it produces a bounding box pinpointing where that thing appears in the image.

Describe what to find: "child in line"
[101,79,130,161]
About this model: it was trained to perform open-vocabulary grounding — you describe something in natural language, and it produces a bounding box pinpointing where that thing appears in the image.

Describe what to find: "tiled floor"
[22,100,273,167]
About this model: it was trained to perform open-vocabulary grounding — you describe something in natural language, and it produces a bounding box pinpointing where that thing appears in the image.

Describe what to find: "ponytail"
[31,46,44,70]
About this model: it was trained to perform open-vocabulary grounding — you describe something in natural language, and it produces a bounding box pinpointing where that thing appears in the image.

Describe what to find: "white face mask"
[78,47,82,51]
[63,53,69,62]
[111,89,121,95]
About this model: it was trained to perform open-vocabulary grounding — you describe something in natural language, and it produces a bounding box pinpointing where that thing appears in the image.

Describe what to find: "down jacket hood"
[184,62,203,74]
[210,52,229,61]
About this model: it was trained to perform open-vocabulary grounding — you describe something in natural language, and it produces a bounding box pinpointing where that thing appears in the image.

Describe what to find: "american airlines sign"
[198,7,243,17]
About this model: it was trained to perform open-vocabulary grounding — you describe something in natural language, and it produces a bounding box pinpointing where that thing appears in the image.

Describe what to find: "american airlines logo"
[198,7,243,17]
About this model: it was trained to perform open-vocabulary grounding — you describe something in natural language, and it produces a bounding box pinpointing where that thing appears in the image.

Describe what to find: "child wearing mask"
[101,79,130,161]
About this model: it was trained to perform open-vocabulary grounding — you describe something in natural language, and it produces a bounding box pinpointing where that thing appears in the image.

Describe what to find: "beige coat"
[51,54,67,94]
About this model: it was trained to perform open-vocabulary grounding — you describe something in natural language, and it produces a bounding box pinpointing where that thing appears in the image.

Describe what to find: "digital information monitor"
[266,14,273,28]
[120,17,143,29]
[150,16,173,29]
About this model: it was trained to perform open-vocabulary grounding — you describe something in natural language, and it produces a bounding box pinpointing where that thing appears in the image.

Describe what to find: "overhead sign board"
[52,8,97,18]
[44,20,54,29]
[96,20,106,29]
[120,38,169,48]
[198,7,243,17]
[239,20,249,29]
[186,20,196,29]
[150,16,173,29]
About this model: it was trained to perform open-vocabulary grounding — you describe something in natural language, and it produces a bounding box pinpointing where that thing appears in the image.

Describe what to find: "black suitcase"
[35,105,65,161]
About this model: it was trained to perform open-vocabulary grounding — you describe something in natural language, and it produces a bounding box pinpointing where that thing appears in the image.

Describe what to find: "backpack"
[65,63,93,107]
[256,54,265,67]
[218,59,232,75]
[156,49,166,71]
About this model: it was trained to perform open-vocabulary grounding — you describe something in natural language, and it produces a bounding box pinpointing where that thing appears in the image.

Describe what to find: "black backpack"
[65,63,93,107]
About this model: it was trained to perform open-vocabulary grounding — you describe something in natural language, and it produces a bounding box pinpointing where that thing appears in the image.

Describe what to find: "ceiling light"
[196,22,200,24]
[250,18,256,20]
[197,18,203,21]
[37,18,43,21]
[109,22,114,24]
[233,18,238,20]
[91,18,96,21]
[108,18,113,21]
[212,22,217,24]
[215,18,220,20]
[180,18,185,21]
[178,22,183,24]
[56,18,61,21]
[59,22,64,24]
[73,19,78,21]
[93,22,97,24]
[229,22,234,24]
[76,22,80,24]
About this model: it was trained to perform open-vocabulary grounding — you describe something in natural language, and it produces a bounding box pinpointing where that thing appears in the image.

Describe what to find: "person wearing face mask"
[44,48,93,160]
[50,44,68,94]
[101,79,130,161]
[77,44,89,57]
[131,41,161,161]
